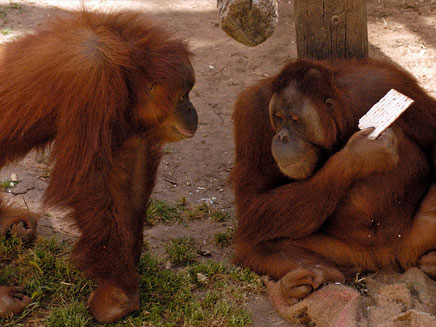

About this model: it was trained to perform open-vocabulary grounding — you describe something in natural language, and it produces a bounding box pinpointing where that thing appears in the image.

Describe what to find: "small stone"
[196,273,209,283]
[10,173,18,182]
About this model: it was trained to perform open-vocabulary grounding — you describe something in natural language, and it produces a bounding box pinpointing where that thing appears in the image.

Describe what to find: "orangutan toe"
[279,266,345,304]
[279,269,317,302]
[10,220,37,243]
[0,210,38,243]
[0,286,32,317]
[418,251,436,278]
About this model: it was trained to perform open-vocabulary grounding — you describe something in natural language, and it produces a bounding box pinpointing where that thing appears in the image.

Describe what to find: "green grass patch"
[165,236,197,266]
[0,236,93,326]
[119,257,263,327]
[8,2,23,10]
[0,201,255,326]
[211,210,231,222]
[184,202,211,219]
[0,233,24,261]
[0,179,16,190]
[0,28,12,35]
[0,178,20,190]
[45,302,91,327]
[214,228,235,248]
[146,199,183,225]
[147,199,234,225]
[0,234,262,326]
[0,1,24,23]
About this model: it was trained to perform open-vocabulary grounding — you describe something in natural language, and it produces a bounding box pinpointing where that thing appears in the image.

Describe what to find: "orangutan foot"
[88,283,140,323]
[0,286,32,317]
[0,210,38,243]
[279,266,345,304]
[418,251,436,278]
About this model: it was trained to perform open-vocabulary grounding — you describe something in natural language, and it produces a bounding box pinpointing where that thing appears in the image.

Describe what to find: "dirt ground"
[0,0,436,326]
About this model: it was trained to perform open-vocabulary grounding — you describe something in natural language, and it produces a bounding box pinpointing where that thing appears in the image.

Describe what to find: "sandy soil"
[0,0,435,326]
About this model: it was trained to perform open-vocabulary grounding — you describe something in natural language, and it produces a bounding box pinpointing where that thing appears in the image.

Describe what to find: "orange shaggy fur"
[0,10,193,322]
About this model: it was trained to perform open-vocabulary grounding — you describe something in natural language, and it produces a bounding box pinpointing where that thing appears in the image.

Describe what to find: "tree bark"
[294,0,368,60]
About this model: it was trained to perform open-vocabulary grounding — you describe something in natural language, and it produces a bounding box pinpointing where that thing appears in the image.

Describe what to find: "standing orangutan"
[231,59,436,305]
[0,10,197,323]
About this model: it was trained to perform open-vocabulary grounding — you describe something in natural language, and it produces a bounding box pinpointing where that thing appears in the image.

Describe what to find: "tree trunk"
[294,0,368,60]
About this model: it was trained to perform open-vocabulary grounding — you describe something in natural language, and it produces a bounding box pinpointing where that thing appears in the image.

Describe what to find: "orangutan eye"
[274,112,282,121]
[290,114,299,122]
[325,98,334,108]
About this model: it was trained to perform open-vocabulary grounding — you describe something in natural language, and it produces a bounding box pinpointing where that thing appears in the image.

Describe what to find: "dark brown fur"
[231,59,436,302]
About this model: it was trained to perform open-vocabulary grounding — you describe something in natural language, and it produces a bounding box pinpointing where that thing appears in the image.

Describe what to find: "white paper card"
[358,89,414,140]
